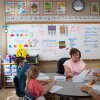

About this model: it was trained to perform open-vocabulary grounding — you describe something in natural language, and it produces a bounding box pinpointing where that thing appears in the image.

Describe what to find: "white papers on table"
[49,85,63,93]
[92,85,100,92]
[37,75,50,80]
[72,70,90,82]
[39,73,46,77]
[54,76,66,81]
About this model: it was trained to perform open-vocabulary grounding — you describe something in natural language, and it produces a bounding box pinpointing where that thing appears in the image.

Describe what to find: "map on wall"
[7,24,100,60]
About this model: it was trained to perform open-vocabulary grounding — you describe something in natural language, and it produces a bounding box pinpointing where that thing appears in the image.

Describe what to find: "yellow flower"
[16,49,27,58]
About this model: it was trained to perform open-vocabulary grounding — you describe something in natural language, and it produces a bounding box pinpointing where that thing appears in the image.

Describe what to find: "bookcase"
[2,55,39,88]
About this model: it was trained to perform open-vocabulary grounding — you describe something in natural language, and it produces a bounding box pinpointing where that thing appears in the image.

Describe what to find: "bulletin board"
[7,24,100,60]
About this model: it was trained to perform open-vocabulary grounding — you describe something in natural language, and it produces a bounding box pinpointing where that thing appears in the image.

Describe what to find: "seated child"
[81,85,100,100]
[26,65,56,100]
[93,72,100,77]
[81,77,100,100]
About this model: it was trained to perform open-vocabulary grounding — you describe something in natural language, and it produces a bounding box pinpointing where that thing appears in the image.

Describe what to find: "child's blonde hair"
[26,65,40,80]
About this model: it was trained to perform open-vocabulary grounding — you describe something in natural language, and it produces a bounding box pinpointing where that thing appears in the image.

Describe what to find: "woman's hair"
[70,48,81,58]
[16,57,25,65]
[26,65,40,80]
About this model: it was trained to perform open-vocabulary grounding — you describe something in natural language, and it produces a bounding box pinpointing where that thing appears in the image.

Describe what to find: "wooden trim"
[5,21,100,24]
[39,59,100,62]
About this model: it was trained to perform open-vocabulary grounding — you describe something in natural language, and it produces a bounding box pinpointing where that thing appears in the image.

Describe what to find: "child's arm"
[42,80,56,94]
[81,86,100,100]
[39,79,54,85]
[18,61,28,78]
[88,89,100,100]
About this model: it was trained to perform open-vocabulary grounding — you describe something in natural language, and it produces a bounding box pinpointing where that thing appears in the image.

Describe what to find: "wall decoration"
[91,2,99,15]
[59,41,66,49]
[42,40,57,47]
[18,2,27,15]
[57,1,66,14]
[6,16,100,22]
[7,24,100,60]
[44,2,53,14]
[16,48,27,58]
[5,2,15,15]
[48,26,56,35]
[60,25,68,36]
[31,2,40,14]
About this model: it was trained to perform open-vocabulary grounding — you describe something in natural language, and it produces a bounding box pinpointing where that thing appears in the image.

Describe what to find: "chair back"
[25,90,35,100]
[57,58,70,74]
[13,76,25,97]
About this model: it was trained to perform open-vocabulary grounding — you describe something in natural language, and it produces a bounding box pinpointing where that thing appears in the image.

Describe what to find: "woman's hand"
[67,73,74,77]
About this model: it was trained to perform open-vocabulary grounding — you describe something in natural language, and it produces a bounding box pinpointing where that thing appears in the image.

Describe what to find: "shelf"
[6,80,14,82]
[4,75,17,76]
[2,62,38,65]
[2,56,39,88]
[2,63,16,65]
[5,86,15,88]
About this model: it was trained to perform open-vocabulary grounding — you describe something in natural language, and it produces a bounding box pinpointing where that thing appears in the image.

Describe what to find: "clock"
[72,0,85,12]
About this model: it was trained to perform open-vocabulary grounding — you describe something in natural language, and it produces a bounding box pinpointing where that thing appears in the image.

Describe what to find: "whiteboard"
[7,24,100,60]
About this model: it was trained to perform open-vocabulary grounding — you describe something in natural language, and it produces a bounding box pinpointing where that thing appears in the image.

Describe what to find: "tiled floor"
[0,88,18,100]
[0,88,92,100]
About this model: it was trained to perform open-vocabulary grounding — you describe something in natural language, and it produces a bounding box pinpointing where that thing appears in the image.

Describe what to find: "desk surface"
[46,73,99,98]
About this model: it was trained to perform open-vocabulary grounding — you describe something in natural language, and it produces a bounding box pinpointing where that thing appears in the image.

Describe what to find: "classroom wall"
[0,0,100,72]
[4,0,100,16]
[39,60,100,73]
[0,0,6,55]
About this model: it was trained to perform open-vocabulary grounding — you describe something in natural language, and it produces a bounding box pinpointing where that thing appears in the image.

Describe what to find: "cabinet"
[0,60,1,88]
[2,63,17,88]
[2,55,39,88]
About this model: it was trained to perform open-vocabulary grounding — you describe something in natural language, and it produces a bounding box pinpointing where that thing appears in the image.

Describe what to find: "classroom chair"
[24,90,35,100]
[57,57,70,100]
[13,76,25,100]
[57,57,70,74]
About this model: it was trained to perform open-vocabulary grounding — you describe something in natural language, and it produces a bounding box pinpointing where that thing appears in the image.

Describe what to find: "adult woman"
[63,48,86,78]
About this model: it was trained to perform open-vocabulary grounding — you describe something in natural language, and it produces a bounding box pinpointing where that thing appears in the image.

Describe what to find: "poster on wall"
[90,2,100,15]
[5,2,15,15]
[57,1,66,14]
[31,2,40,14]
[44,2,53,14]
[18,2,27,15]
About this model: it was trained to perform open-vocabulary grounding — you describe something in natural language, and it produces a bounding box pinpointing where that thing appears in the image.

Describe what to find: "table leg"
[68,97,78,100]
[60,96,64,100]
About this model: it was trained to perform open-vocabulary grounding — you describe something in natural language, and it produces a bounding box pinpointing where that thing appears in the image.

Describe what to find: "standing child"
[26,65,56,100]
[16,57,28,92]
